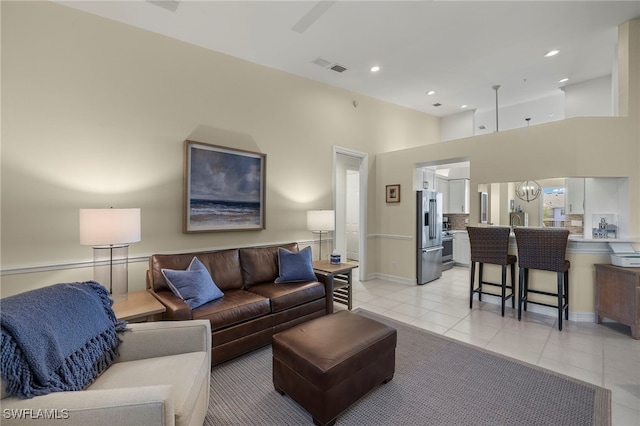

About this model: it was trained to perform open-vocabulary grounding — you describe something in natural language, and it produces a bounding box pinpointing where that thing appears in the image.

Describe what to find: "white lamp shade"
[307,210,335,231]
[80,208,141,246]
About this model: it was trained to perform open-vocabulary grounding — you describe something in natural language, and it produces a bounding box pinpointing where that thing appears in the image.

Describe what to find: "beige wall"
[2,1,638,316]
[0,2,439,296]
[373,116,637,272]
[373,20,640,316]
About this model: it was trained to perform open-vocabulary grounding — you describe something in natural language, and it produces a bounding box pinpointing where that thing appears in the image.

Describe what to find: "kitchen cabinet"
[436,177,449,211]
[449,179,470,213]
[453,231,470,266]
[422,169,436,191]
[565,178,584,214]
[416,167,437,191]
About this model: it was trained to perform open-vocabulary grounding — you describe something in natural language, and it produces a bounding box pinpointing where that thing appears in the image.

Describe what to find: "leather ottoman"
[272,310,397,426]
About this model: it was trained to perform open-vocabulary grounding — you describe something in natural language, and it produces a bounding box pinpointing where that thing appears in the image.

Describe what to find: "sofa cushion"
[162,257,224,309]
[87,351,208,426]
[240,243,298,287]
[275,246,316,283]
[150,249,243,292]
[248,281,326,313]
[192,289,271,332]
[195,249,244,291]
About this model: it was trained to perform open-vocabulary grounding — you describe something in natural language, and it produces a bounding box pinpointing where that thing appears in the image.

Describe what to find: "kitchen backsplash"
[564,214,584,235]
[446,214,469,230]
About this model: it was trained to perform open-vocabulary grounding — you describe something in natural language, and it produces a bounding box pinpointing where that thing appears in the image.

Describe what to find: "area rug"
[205,309,611,425]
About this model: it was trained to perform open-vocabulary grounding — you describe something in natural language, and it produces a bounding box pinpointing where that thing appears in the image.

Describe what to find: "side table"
[313,260,358,311]
[594,264,640,339]
[112,290,166,323]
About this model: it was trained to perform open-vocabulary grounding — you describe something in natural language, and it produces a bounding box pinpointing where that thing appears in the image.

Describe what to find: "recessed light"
[426,90,436,95]
[544,50,559,58]
[461,105,468,109]
[558,77,569,83]
[370,66,380,72]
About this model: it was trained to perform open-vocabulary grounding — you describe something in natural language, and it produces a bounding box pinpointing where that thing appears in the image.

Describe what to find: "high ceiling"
[58,1,640,117]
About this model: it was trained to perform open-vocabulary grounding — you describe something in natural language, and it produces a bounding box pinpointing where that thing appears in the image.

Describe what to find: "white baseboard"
[476,293,595,323]
[365,273,415,286]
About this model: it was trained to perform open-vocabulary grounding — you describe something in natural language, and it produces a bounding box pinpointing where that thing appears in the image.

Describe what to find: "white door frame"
[333,146,368,281]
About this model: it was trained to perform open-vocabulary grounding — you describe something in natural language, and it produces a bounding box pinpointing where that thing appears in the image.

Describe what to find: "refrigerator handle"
[422,246,442,253]
[428,198,437,239]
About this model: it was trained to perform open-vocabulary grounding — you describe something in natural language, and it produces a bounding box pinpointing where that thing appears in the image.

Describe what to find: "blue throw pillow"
[161,257,224,309]
[275,246,317,283]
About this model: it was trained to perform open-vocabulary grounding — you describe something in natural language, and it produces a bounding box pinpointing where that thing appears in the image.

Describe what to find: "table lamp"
[80,208,141,302]
[307,210,334,261]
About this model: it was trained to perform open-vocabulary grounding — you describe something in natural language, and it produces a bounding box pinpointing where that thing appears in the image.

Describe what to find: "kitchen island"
[467,231,640,323]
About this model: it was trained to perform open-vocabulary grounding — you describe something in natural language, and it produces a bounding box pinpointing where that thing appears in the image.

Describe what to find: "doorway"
[346,170,360,261]
[333,147,368,281]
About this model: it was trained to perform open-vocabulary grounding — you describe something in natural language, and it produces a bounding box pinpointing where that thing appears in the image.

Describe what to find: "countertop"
[446,228,640,252]
[568,235,640,243]
[449,228,639,242]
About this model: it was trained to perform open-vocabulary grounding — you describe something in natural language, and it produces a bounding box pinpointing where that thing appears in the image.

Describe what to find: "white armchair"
[1,320,211,426]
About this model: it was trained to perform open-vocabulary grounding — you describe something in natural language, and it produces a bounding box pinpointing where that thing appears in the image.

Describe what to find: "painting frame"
[183,140,266,233]
[386,184,401,203]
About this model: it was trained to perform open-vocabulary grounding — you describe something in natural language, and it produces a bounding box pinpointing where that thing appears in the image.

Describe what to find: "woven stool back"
[514,228,570,272]
[467,226,513,266]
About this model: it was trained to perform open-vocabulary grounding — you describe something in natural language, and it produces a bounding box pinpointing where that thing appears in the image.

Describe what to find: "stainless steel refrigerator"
[416,190,443,285]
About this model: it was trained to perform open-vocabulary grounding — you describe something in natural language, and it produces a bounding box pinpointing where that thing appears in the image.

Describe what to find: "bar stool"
[468,226,517,317]
[514,227,570,330]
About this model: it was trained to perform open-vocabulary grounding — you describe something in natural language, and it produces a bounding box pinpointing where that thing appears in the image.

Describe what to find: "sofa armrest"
[151,290,193,320]
[314,271,334,314]
[116,320,211,364]
[1,386,174,426]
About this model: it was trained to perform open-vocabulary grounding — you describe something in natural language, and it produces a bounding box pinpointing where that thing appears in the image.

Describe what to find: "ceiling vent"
[330,64,348,73]
[147,1,180,12]
[432,103,442,107]
[311,57,331,68]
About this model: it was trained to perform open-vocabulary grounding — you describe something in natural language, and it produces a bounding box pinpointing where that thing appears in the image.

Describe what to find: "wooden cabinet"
[565,178,584,214]
[453,231,470,266]
[449,179,470,213]
[594,264,640,339]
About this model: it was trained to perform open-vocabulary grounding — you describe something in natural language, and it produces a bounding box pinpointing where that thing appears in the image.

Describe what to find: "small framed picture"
[386,184,401,203]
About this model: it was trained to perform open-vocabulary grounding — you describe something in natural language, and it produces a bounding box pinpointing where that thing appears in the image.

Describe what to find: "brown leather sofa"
[147,243,333,365]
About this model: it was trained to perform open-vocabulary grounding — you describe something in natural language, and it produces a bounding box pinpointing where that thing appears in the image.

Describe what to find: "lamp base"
[93,245,129,302]
[312,230,331,261]
[109,293,128,303]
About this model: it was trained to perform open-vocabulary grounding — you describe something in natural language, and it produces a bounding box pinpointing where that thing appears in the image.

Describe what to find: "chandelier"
[515,180,542,202]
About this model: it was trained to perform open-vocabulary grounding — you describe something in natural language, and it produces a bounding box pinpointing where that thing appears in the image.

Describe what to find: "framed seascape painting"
[183,140,266,233]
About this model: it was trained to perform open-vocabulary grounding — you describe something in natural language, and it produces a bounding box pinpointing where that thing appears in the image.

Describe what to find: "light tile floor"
[336,266,640,426]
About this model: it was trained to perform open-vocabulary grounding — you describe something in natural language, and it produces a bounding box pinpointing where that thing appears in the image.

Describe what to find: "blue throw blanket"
[0,281,127,398]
